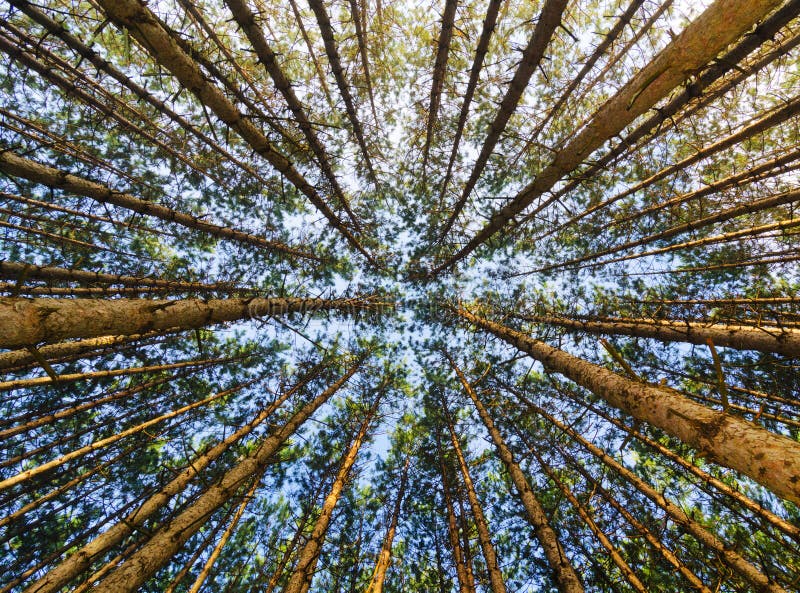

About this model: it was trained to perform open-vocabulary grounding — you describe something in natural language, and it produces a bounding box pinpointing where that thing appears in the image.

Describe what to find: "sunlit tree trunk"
[433,0,783,272]
[0,330,174,372]
[517,313,800,356]
[365,457,410,593]
[281,396,381,593]
[447,356,584,592]
[456,306,800,504]
[0,296,374,347]
[0,151,317,260]
[27,358,357,593]
[186,476,261,593]
[443,401,507,593]
[437,433,475,593]
[518,394,789,593]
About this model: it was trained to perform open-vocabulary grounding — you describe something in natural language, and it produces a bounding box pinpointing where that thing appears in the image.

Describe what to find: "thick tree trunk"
[27,359,356,593]
[281,396,381,593]
[554,389,800,544]
[444,407,507,593]
[433,0,783,273]
[448,357,584,593]
[365,457,410,593]
[0,296,374,348]
[518,313,800,357]
[456,306,800,504]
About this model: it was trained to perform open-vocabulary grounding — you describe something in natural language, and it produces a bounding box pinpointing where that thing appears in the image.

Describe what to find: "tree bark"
[0,356,232,392]
[224,0,359,229]
[0,260,235,291]
[0,378,253,492]
[0,330,173,372]
[454,0,568,208]
[186,476,261,593]
[0,151,318,261]
[93,0,372,262]
[437,431,475,593]
[437,0,503,226]
[86,361,366,593]
[518,395,788,593]
[306,0,377,183]
[524,444,648,593]
[422,0,458,172]
[0,295,375,347]
[455,306,800,504]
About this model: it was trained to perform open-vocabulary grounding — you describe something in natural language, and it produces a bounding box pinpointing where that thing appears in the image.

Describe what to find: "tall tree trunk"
[517,395,788,593]
[432,0,783,273]
[306,0,378,182]
[0,330,175,372]
[524,444,648,593]
[0,295,375,347]
[27,358,358,593]
[224,0,359,229]
[365,457,410,593]
[0,260,236,291]
[86,363,368,593]
[443,400,507,593]
[281,395,382,593]
[536,187,800,273]
[93,0,372,261]
[5,0,273,185]
[436,0,503,225]
[549,386,800,544]
[515,313,800,357]
[261,496,320,593]
[0,378,253,492]
[421,0,458,172]
[0,356,235,392]
[455,306,800,504]
[453,0,568,209]
[447,356,584,593]
[437,433,475,593]
[0,151,317,261]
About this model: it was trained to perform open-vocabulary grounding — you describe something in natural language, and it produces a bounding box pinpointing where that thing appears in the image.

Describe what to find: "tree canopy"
[1,0,799,591]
